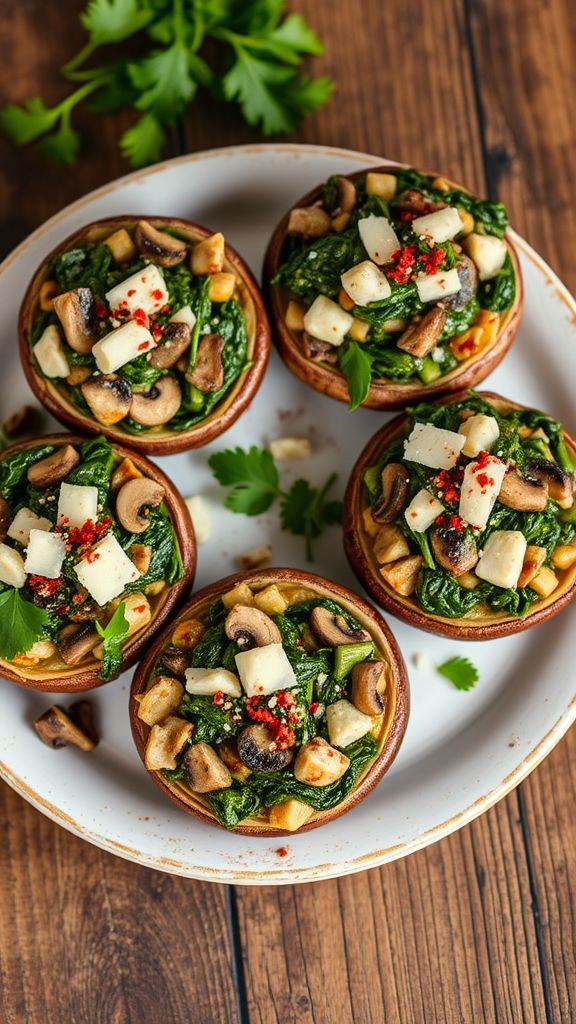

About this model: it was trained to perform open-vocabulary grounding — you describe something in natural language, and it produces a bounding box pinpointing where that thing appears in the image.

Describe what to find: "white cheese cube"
[24,530,66,579]
[326,699,372,748]
[235,643,297,698]
[459,414,500,457]
[458,456,507,529]
[404,489,444,533]
[105,264,168,316]
[268,437,312,461]
[303,295,353,347]
[33,325,70,378]
[464,233,507,281]
[7,508,52,546]
[0,544,26,588]
[57,483,99,529]
[74,532,140,606]
[341,260,391,306]
[404,422,466,470]
[169,304,196,330]
[184,495,210,545]
[358,216,400,265]
[415,268,461,303]
[475,530,527,589]
[412,207,462,244]
[92,321,155,374]
[185,666,241,698]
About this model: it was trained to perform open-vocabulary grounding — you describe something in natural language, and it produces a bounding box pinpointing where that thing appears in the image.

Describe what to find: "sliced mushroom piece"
[68,700,99,746]
[525,458,575,509]
[57,622,100,666]
[161,647,190,680]
[395,189,446,215]
[0,497,11,543]
[442,254,478,311]
[397,306,447,357]
[351,660,388,715]
[52,288,95,354]
[69,593,100,622]
[310,606,370,647]
[429,524,479,576]
[130,376,181,426]
[34,705,97,751]
[183,742,232,792]
[116,477,165,533]
[372,463,410,523]
[287,205,332,238]
[186,334,224,392]
[301,332,338,364]
[134,220,188,267]
[224,604,282,650]
[3,404,43,439]
[110,456,142,493]
[325,176,357,215]
[148,322,191,369]
[498,466,548,512]
[237,724,294,772]
[27,444,80,489]
[81,374,133,425]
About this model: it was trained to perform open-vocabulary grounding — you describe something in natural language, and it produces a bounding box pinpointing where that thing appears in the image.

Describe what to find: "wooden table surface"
[1,2,575,1021]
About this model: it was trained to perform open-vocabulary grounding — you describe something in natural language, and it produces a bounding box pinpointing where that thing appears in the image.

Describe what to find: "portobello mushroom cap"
[27,443,80,489]
[224,604,282,649]
[52,288,96,354]
[372,463,410,523]
[186,334,224,392]
[130,376,182,426]
[81,374,133,425]
[310,605,370,646]
[0,496,11,542]
[57,622,101,666]
[148,322,191,369]
[351,660,387,715]
[525,457,574,509]
[183,742,232,793]
[116,476,166,533]
[498,465,548,511]
[237,724,294,772]
[34,704,96,751]
[397,306,447,358]
[429,524,479,576]
[442,254,478,311]
[134,220,188,267]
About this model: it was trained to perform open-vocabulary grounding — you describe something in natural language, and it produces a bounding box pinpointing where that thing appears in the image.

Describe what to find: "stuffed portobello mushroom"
[20,217,271,454]
[130,570,409,834]
[264,167,522,410]
[344,392,576,639]
[0,434,195,691]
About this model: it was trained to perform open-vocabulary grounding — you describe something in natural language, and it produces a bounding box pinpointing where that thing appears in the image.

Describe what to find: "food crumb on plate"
[412,652,430,672]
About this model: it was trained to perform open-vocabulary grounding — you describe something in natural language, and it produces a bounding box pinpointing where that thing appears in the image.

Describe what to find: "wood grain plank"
[0,782,240,1024]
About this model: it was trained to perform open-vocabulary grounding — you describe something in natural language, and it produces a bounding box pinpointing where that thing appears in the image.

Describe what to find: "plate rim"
[0,141,575,884]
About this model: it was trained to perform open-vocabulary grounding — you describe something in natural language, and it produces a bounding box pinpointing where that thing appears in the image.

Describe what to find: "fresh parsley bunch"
[208,445,342,560]
[0,0,332,168]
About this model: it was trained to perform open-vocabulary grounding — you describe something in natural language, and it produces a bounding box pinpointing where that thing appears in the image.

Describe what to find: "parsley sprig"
[208,446,342,560]
[0,589,50,662]
[0,0,332,167]
[436,656,479,692]
[95,601,129,681]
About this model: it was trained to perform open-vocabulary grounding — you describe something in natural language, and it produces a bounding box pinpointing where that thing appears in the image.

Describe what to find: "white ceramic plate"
[0,144,574,884]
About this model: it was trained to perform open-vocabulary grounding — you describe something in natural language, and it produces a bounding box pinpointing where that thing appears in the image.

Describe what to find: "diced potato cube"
[208,272,236,302]
[552,544,576,570]
[331,212,351,232]
[145,716,193,770]
[217,740,251,782]
[66,366,91,386]
[104,228,137,263]
[268,437,311,461]
[146,580,166,597]
[281,585,317,605]
[349,318,371,342]
[110,457,142,493]
[222,582,254,609]
[285,300,306,331]
[450,325,487,362]
[373,524,410,564]
[294,737,350,787]
[191,232,225,275]
[459,414,500,457]
[379,554,423,596]
[137,676,185,726]
[130,544,152,575]
[464,233,507,281]
[365,172,397,200]
[33,324,70,378]
[529,566,559,598]
[517,545,547,588]
[287,205,331,238]
[362,506,380,538]
[268,799,315,832]
[123,592,152,636]
[7,507,52,546]
[253,584,289,614]
[458,571,480,590]
[338,286,355,311]
[0,544,27,588]
[326,699,372,748]
[171,618,205,649]
[458,208,475,236]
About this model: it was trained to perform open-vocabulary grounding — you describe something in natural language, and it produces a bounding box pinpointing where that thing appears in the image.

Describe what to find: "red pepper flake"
[418,246,446,275]
[387,244,417,284]
[400,210,418,223]
[134,605,146,613]
[213,691,224,706]
[133,308,149,328]
[152,323,163,342]
[28,575,62,597]
[151,289,163,300]
[309,702,319,714]
[85,550,100,564]
[275,690,296,708]
[68,517,110,548]
[276,846,289,858]
[127,288,136,297]
[137,341,150,351]
[246,702,296,749]
[476,472,493,489]
[160,305,171,314]
[94,301,108,319]
[434,468,463,505]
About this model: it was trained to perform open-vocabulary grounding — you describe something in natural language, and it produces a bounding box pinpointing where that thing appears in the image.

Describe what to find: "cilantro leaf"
[95,601,129,681]
[269,13,324,55]
[436,656,479,692]
[129,42,197,120]
[0,589,50,661]
[339,341,373,412]
[120,112,165,167]
[208,446,280,515]
[80,0,153,46]
[280,473,342,560]
[39,123,80,164]
[0,97,59,144]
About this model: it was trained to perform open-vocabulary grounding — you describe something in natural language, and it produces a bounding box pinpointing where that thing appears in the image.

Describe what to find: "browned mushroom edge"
[130,569,409,837]
[263,165,523,411]
[343,391,576,640]
[19,217,271,455]
[0,434,195,692]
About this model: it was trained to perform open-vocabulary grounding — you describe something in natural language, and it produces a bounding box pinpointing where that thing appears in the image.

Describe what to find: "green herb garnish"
[0,589,50,661]
[436,656,479,692]
[95,601,130,681]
